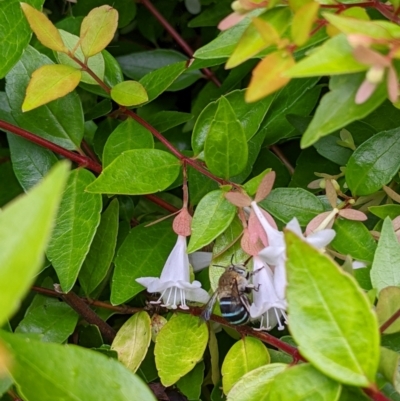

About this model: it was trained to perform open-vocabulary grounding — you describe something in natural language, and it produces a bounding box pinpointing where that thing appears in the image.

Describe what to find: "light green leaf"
[111,81,148,106]
[57,29,105,85]
[193,9,264,60]
[111,220,176,305]
[204,96,248,178]
[376,287,400,334]
[346,128,400,196]
[139,61,187,103]
[371,217,400,293]
[369,205,400,220]
[285,230,380,386]
[187,190,236,253]
[227,363,287,401]
[79,198,119,295]
[155,314,208,386]
[260,188,325,226]
[47,169,102,292]
[0,330,156,401]
[267,364,342,401]
[285,34,367,77]
[86,149,181,195]
[0,0,44,78]
[379,347,400,392]
[301,73,386,148]
[6,46,84,150]
[0,161,69,326]
[80,5,118,58]
[331,219,377,263]
[222,337,270,394]
[111,312,152,373]
[102,118,154,167]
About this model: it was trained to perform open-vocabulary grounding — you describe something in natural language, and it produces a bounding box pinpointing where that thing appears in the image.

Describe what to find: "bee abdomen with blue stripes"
[219,297,249,325]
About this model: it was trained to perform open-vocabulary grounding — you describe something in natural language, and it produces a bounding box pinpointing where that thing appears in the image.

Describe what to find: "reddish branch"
[380,308,400,333]
[138,0,221,87]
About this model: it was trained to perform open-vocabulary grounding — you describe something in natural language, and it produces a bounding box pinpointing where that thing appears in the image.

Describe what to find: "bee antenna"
[244,255,253,266]
[230,254,234,265]
[213,264,226,268]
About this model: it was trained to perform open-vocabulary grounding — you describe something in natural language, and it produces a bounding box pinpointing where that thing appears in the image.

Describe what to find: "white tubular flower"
[136,235,210,310]
[250,256,288,331]
[188,251,212,272]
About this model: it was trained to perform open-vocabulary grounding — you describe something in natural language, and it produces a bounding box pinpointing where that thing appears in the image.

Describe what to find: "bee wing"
[240,293,251,313]
[201,290,219,322]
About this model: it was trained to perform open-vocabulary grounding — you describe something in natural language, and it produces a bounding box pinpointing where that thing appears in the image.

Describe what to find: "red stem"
[380,307,400,333]
[139,0,221,87]
[0,120,102,174]
[364,385,392,401]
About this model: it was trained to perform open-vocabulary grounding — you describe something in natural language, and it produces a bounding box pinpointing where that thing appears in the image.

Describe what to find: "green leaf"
[57,29,105,85]
[176,361,205,400]
[227,363,287,401]
[285,34,367,77]
[80,5,118,58]
[145,111,193,133]
[6,45,84,150]
[204,96,248,178]
[111,220,176,305]
[79,198,119,295]
[285,230,380,386]
[7,133,58,191]
[346,128,400,195]
[314,134,353,166]
[155,314,208,386]
[110,81,148,106]
[47,169,102,292]
[0,161,69,326]
[331,219,377,263]
[102,118,154,167]
[259,78,320,145]
[192,89,274,156]
[15,290,79,343]
[376,287,400,334]
[371,217,400,293]
[187,190,236,253]
[0,0,44,78]
[193,9,264,60]
[86,149,181,195]
[226,7,291,68]
[22,64,81,111]
[267,364,342,401]
[222,337,270,394]
[301,73,387,148]
[0,330,156,401]
[379,347,400,392]
[111,312,152,373]
[369,205,400,220]
[260,188,325,226]
[139,61,187,103]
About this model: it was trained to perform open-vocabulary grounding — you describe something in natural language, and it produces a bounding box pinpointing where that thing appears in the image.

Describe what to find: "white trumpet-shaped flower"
[250,255,288,331]
[136,235,210,309]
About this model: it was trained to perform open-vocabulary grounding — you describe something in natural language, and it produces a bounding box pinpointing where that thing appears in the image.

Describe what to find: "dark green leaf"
[111,220,176,305]
[346,128,400,196]
[79,198,119,295]
[47,169,102,292]
[176,362,205,400]
[331,219,377,263]
[260,188,325,226]
[369,205,400,220]
[146,111,193,133]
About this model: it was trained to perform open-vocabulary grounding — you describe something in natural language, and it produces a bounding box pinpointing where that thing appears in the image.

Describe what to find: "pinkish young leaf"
[305,211,336,235]
[241,228,263,256]
[218,12,246,31]
[355,79,377,104]
[387,65,399,103]
[353,46,390,67]
[248,208,269,247]
[392,216,400,231]
[254,171,276,203]
[325,179,338,209]
[224,192,252,207]
[383,185,400,203]
[338,209,368,221]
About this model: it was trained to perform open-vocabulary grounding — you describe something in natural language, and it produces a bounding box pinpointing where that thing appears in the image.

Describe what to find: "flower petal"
[185,287,210,303]
[286,218,302,236]
[306,229,336,249]
[160,235,190,283]
[189,251,212,272]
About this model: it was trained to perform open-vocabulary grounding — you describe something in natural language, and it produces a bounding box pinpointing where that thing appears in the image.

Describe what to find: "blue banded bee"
[201,263,256,325]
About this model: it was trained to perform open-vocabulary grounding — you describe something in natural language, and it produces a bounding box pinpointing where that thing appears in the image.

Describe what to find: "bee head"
[229,264,248,277]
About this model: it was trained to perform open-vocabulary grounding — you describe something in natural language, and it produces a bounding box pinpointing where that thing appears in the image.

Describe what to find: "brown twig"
[54,284,117,343]
[270,145,295,175]
[139,0,221,87]
[380,307,400,333]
